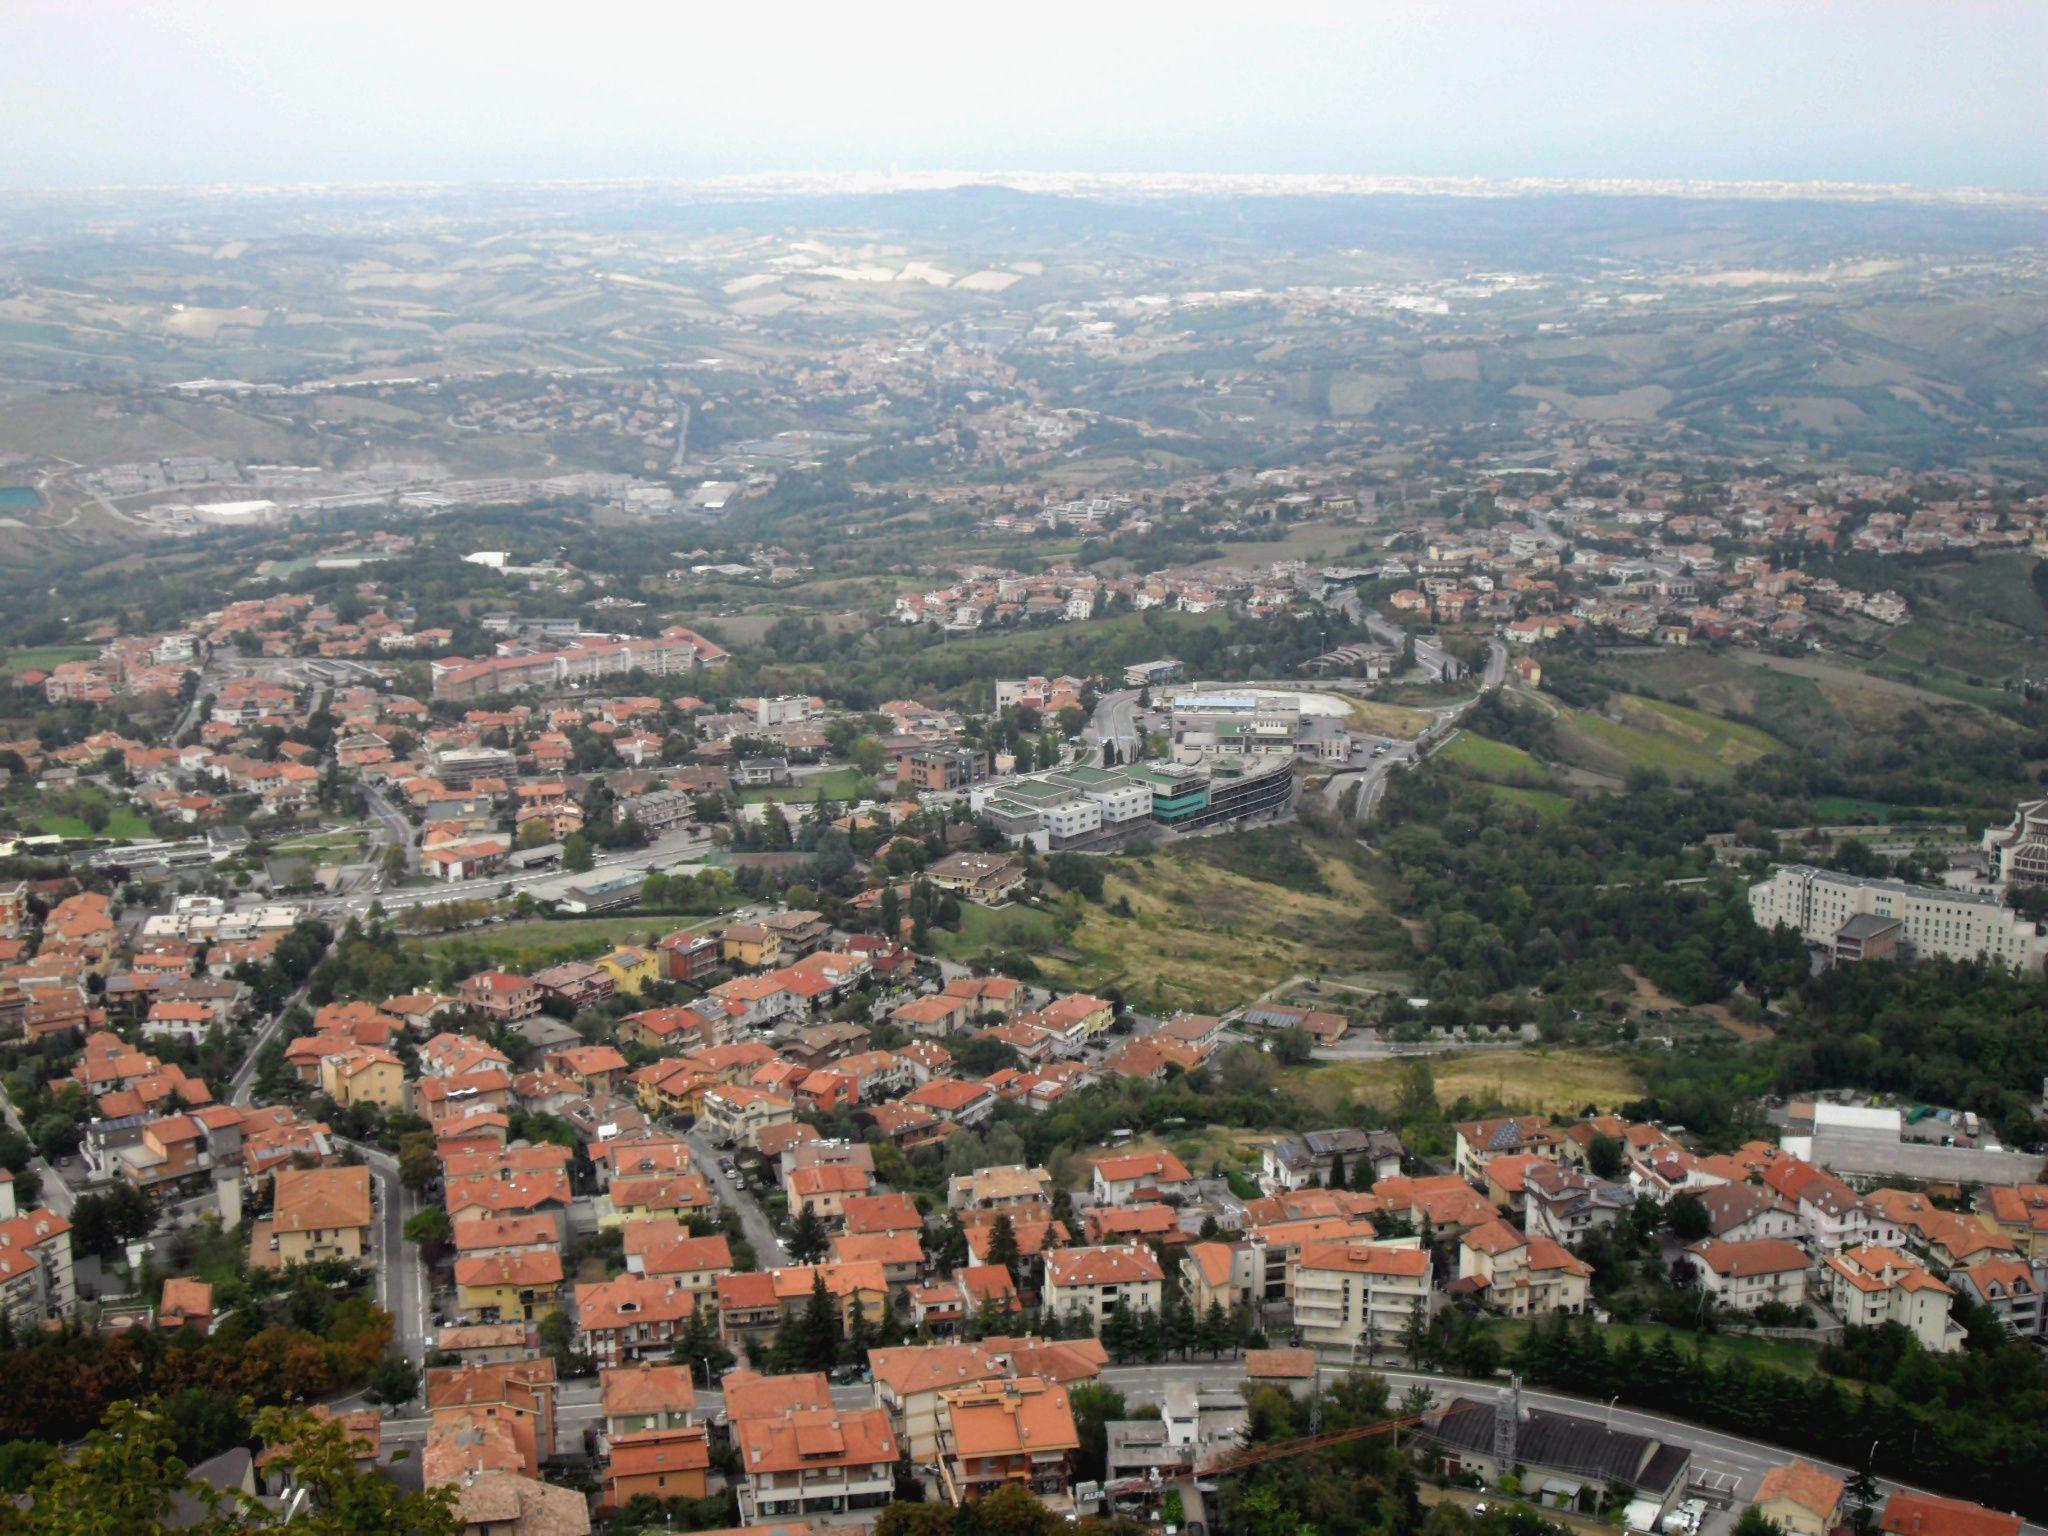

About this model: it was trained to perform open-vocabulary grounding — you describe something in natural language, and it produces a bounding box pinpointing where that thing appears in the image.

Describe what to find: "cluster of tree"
[1222,1368,1448,1536]
[0,1399,458,1534]
[874,1484,1147,1536]
[1092,1294,1264,1364]
[1376,763,1810,1007]
[1505,1311,2048,1519]
[611,1490,743,1535]
[0,1277,393,1445]
[302,916,423,1009]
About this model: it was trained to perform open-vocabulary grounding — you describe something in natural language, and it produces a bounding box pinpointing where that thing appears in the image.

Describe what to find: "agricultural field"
[1279,1048,1644,1119]
[0,644,95,677]
[1441,732,1552,785]
[1545,692,1781,783]
[1031,839,1413,1015]
[738,766,872,804]
[1345,699,1435,740]
[2,791,153,840]
[419,913,720,971]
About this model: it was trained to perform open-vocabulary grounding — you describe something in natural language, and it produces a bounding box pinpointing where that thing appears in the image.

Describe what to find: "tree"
[1733,1509,1786,1536]
[70,1183,156,1261]
[9,1399,458,1534]
[1663,1192,1711,1242]
[1067,1382,1128,1484]
[985,1213,1021,1281]
[1586,1133,1626,1181]
[788,1203,829,1264]
[366,1354,421,1407]
[403,1207,452,1257]
[933,1212,968,1272]
[1845,1464,1880,1532]
[775,1274,841,1374]
[1400,1296,1429,1367]
[397,1133,439,1194]
[563,833,594,872]
[671,1306,736,1383]
[1326,1151,1347,1189]
[251,1403,459,1532]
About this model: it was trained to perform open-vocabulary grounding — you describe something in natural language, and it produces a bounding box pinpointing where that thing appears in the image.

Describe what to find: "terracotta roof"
[1046,1245,1164,1288]
[941,1377,1078,1458]
[1757,1459,1845,1520]
[736,1406,897,1474]
[867,1342,1003,1398]
[1687,1237,1810,1277]
[602,1363,697,1418]
[1094,1149,1192,1184]
[1879,1491,2022,1536]
[721,1370,832,1422]
[455,1251,565,1290]
[1297,1240,1432,1278]
[270,1164,372,1233]
[1245,1347,1318,1379]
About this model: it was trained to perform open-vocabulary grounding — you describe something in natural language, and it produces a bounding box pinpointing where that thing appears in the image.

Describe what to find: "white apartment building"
[1686,1237,1810,1311]
[1042,1246,1165,1325]
[1290,1240,1432,1351]
[1749,864,2048,970]
[1822,1246,1961,1353]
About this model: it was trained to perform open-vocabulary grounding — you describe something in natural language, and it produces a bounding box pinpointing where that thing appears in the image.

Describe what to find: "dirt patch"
[1620,965,1770,1041]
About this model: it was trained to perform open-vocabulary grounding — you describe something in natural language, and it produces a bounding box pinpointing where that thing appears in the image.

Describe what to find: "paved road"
[318,827,711,918]
[1086,688,1144,761]
[680,1123,788,1267]
[229,985,309,1108]
[361,781,415,877]
[342,1138,428,1365]
[1309,634,1507,828]
[0,1084,75,1217]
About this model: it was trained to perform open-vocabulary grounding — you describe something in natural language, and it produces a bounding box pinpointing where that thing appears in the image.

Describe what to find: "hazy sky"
[7,1,2044,191]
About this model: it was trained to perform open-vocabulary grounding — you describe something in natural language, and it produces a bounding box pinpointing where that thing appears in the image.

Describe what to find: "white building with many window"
[1749,864,2047,970]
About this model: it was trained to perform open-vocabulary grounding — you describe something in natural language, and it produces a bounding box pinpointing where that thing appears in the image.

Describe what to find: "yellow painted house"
[318,1046,406,1110]
[596,946,662,997]
[453,1251,567,1323]
[718,923,782,971]
[631,1061,716,1119]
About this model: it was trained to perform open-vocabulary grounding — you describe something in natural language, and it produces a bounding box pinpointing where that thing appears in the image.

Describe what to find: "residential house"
[935,1377,1079,1508]
[734,1407,898,1526]
[1042,1246,1165,1325]
[1455,1220,1594,1319]
[1948,1258,2045,1339]
[1823,1246,1961,1353]
[1290,1241,1433,1352]
[576,1275,702,1368]
[1686,1238,1810,1311]
[455,1251,567,1324]
[1091,1150,1194,1207]
[1522,1164,1632,1246]
[700,1085,797,1148]
[257,1164,372,1269]
[1752,1461,1845,1536]
[460,971,541,1023]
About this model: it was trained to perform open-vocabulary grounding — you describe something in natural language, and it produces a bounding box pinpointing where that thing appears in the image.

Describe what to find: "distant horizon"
[2,169,2041,208]
[7,2,2042,195]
